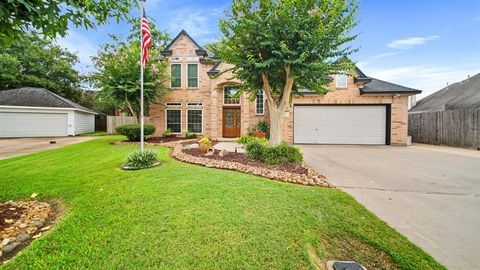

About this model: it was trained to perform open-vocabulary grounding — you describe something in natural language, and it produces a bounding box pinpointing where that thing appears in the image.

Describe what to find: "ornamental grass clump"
[124,149,159,169]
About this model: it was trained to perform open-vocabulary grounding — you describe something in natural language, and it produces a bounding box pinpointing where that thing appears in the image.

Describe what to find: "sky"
[57,0,480,99]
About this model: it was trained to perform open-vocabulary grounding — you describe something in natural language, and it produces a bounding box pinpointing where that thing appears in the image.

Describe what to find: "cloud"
[367,64,480,98]
[387,35,439,49]
[56,30,98,73]
[166,6,226,45]
[356,61,368,68]
[373,52,400,58]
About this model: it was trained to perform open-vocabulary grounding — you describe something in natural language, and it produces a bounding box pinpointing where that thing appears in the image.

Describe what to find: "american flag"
[141,10,152,67]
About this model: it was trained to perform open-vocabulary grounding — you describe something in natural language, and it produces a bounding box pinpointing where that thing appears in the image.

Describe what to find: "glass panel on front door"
[225,110,234,128]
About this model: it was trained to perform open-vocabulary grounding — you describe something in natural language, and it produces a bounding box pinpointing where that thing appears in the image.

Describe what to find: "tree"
[0,0,136,47]
[218,0,359,146]
[90,18,170,122]
[0,33,82,101]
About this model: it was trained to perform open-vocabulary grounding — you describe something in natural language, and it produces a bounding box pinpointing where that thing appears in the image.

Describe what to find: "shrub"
[256,119,270,138]
[199,136,211,145]
[237,135,268,145]
[245,140,267,161]
[162,128,173,137]
[252,130,266,138]
[125,149,159,169]
[185,130,197,139]
[264,143,303,165]
[116,124,156,141]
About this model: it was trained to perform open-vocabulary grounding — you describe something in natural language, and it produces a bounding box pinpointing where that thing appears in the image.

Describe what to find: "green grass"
[0,136,445,270]
[79,131,109,136]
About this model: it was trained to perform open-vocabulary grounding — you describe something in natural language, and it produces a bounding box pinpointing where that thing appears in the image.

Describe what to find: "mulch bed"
[183,148,308,175]
[145,136,190,143]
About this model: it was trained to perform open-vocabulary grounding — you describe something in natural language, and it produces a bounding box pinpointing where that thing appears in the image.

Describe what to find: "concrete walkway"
[0,137,97,160]
[300,144,480,269]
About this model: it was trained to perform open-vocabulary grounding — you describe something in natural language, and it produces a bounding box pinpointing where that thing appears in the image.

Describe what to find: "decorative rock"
[2,242,19,253]
[1,238,10,246]
[40,225,51,232]
[219,149,228,157]
[18,223,27,229]
[16,233,30,242]
[33,220,44,228]
[0,250,2,257]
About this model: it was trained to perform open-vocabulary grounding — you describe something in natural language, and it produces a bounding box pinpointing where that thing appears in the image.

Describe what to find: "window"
[165,102,182,107]
[187,109,202,133]
[336,72,348,88]
[166,109,181,133]
[187,64,199,88]
[255,90,265,115]
[171,64,182,88]
[187,102,203,107]
[224,86,240,105]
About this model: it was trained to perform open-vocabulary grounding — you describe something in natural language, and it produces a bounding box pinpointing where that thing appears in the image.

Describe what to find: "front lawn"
[0,136,444,269]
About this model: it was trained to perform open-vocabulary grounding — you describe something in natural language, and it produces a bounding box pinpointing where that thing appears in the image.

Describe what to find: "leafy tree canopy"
[90,17,170,121]
[0,0,136,47]
[218,0,359,145]
[0,33,82,101]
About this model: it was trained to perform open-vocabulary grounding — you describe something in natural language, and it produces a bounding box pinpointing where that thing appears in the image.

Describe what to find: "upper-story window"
[256,90,265,115]
[187,63,199,88]
[336,72,348,88]
[224,85,240,105]
[171,64,182,88]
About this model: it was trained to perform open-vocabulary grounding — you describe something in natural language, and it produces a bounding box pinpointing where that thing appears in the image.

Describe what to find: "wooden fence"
[408,108,480,150]
[107,116,150,134]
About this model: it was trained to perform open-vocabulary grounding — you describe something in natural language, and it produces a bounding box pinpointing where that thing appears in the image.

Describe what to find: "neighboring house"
[0,87,96,137]
[149,30,421,145]
[410,73,480,113]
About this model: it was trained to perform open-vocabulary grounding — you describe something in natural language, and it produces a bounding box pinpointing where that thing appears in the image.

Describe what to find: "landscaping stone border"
[114,140,333,187]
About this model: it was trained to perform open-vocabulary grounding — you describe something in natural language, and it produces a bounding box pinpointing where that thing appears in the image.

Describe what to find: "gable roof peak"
[161,29,207,57]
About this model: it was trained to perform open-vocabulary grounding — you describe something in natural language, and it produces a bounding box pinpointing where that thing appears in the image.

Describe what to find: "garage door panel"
[0,112,68,137]
[294,105,386,145]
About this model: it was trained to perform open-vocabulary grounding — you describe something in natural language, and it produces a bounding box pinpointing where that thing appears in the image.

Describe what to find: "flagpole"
[140,1,145,153]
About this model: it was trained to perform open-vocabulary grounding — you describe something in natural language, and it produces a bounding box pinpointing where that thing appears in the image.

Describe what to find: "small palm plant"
[123,149,159,170]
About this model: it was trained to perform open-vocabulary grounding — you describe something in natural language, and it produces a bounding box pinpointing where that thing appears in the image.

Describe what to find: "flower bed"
[173,143,331,187]
[113,139,332,187]
[1,200,59,264]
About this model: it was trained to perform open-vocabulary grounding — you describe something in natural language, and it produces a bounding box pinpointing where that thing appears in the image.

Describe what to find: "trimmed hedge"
[116,124,156,141]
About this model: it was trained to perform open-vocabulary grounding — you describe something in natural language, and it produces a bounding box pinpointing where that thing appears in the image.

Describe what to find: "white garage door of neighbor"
[294,105,387,145]
[0,112,68,137]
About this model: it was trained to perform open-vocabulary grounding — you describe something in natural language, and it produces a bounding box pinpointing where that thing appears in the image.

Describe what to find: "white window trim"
[187,102,203,107]
[165,102,182,107]
[187,63,199,89]
[186,109,203,134]
[223,86,241,106]
[335,73,348,89]
[170,63,182,89]
[165,108,182,134]
[255,90,265,115]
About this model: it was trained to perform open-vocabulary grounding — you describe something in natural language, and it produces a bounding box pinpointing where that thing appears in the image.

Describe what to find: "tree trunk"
[268,102,286,146]
[125,97,139,124]
[262,67,294,146]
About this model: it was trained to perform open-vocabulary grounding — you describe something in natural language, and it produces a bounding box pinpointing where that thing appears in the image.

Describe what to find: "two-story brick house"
[149,30,421,145]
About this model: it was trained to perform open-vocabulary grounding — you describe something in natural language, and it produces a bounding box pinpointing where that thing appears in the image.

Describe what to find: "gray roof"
[410,73,480,112]
[299,67,421,95]
[161,30,208,57]
[360,78,421,94]
[0,87,96,114]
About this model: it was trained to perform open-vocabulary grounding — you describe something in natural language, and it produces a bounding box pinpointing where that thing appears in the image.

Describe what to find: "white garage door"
[0,112,68,137]
[294,105,387,145]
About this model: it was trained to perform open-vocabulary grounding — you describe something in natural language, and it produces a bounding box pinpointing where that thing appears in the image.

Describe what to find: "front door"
[223,107,241,138]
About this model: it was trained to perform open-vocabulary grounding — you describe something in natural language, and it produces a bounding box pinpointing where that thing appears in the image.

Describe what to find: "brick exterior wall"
[149,32,411,145]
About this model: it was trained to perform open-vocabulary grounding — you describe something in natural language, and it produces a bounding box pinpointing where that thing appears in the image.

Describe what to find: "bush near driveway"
[0,136,445,270]
[246,140,303,165]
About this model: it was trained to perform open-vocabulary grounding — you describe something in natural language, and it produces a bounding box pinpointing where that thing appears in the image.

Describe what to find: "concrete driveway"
[0,137,96,160]
[300,144,480,269]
